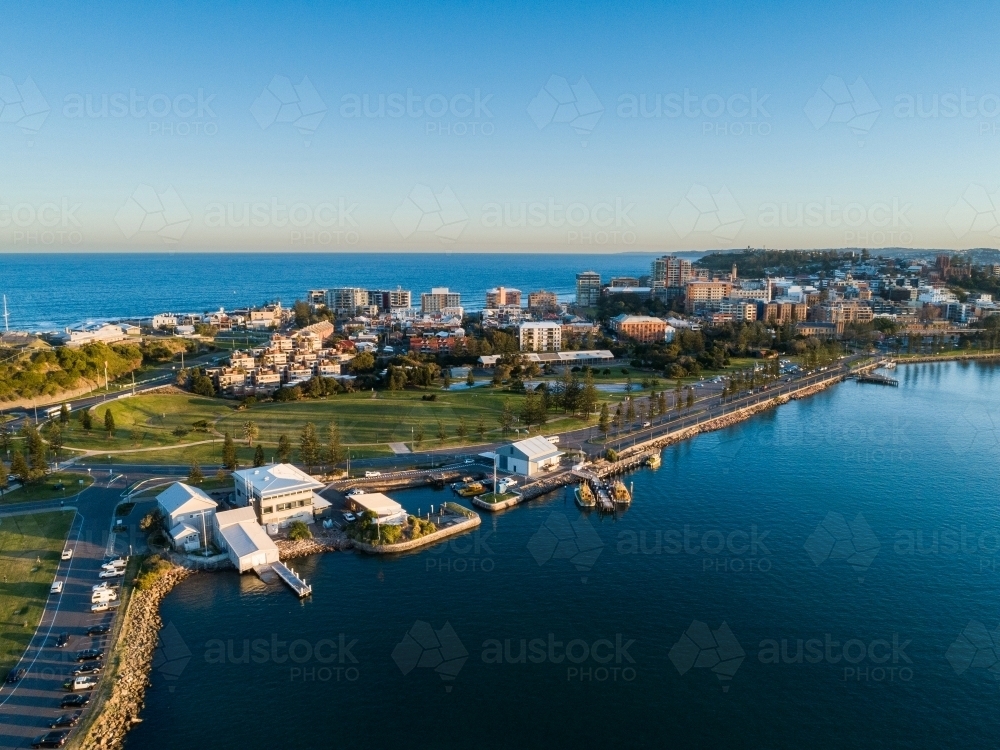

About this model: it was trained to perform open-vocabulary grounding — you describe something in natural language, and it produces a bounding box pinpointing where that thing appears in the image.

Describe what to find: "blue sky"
[2,0,1000,252]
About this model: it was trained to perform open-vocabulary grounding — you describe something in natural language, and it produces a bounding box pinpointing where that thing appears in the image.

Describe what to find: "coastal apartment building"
[233,463,325,528]
[611,314,669,343]
[421,287,461,313]
[527,290,558,313]
[651,255,693,290]
[813,301,874,324]
[326,287,368,315]
[762,300,808,324]
[684,281,732,313]
[485,287,522,309]
[518,321,562,352]
[249,303,283,330]
[368,288,412,310]
[576,271,601,307]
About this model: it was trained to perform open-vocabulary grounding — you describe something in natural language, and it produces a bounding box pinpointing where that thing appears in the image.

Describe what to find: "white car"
[61,549,73,561]
[343,512,356,523]
[91,590,118,604]
[101,561,126,572]
[91,601,118,613]
[92,582,115,591]
[364,471,382,478]
[99,569,124,579]
[50,581,63,595]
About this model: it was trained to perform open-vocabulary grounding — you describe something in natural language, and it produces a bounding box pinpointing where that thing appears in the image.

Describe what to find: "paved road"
[0,475,144,750]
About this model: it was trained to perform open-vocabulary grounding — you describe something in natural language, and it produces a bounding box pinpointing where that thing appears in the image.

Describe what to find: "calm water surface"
[127,361,1000,749]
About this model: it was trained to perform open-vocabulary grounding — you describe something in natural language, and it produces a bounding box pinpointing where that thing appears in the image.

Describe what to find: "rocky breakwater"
[277,532,351,559]
[76,566,193,750]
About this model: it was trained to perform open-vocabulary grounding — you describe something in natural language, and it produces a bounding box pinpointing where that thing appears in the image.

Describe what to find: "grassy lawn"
[477,492,519,504]
[0,511,74,676]
[61,394,236,452]
[215,389,598,450]
[0,472,93,505]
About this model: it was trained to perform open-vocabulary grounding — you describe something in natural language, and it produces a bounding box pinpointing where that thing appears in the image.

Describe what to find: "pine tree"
[326,422,344,465]
[466,370,475,387]
[104,408,116,437]
[299,423,319,471]
[10,450,30,484]
[59,404,69,425]
[499,398,515,435]
[477,417,486,440]
[253,444,265,467]
[598,403,610,436]
[188,460,203,484]
[222,431,237,470]
[277,434,292,463]
[456,417,468,439]
[243,420,259,447]
[80,408,92,431]
[436,420,447,443]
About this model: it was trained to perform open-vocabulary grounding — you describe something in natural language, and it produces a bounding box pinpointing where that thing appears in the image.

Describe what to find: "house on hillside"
[156,482,218,552]
[494,435,563,477]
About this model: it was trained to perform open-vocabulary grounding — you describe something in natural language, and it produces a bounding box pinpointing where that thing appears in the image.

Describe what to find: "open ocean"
[0,252,681,331]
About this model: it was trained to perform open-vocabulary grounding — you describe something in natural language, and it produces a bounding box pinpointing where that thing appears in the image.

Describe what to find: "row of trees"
[217,421,347,473]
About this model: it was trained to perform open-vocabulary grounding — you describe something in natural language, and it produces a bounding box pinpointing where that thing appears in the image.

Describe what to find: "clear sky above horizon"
[2,0,1000,253]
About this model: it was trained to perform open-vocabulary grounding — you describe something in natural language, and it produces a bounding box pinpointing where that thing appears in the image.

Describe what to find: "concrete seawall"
[350,514,481,554]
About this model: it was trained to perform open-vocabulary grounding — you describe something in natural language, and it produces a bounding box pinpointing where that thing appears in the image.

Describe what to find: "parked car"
[60,549,73,561]
[63,675,98,691]
[31,731,69,748]
[86,624,110,636]
[343,512,356,523]
[74,648,104,662]
[48,713,81,729]
[59,693,89,708]
[98,569,124,579]
[71,662,102,677]
[5,668,26,684]
[49,711,83,729]
[91,590,118,604]
[55,633,70,648]
[50,581,63,595]
[91,582,116,591]
[91,601,119,613]
[364,471,382,478]
[101,560,126,572]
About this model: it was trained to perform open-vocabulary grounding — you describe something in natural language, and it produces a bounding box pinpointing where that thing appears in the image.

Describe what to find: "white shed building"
[213,507,280,573]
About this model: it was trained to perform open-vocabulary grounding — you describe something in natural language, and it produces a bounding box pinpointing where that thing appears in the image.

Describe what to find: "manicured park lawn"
[61,394,236,452]
[0,472,94,505]
[0,511,74,676]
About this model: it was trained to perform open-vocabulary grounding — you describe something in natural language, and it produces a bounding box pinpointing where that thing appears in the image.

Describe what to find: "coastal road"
[0,479,131,750]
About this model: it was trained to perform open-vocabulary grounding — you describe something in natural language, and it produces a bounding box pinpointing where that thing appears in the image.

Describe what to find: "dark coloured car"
[74,648,104,662]
[86,624,110,636]
[71,663,102,677]
[55,633,70,648]
[31,731,69,747]
[59,693,89,708]
[49,712,81,728]
[4,668,25,684]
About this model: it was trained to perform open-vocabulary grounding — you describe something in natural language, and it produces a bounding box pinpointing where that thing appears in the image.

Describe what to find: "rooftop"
[156,482,217,516]
[233,463,324,496]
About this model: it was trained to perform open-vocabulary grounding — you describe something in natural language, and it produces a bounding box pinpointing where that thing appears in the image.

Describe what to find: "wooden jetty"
[853,373,898,387]
[255,562,313,597]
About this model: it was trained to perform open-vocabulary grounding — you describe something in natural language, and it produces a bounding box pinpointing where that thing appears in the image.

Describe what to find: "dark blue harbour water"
[0,252,667,330]
[126,361,1000,749]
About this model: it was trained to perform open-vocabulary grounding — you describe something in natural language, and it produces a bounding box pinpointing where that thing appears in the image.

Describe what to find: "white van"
[67,675,98,691]
[545,436,560,444]
[91,590,118,604]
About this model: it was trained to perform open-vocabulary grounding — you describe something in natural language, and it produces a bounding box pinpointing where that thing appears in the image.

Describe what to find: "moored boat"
[574,483,596,507]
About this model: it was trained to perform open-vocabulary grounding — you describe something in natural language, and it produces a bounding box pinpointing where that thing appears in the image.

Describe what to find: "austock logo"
[804,75,880,139]
[945,184,1000,240]
[527,74,604,144]
[946,621,1000,681]
[151,622,191,691]
[668,184,745,242]
[669,620,745,692]
[392,620,468,691]
[114,185,191,243]
[526,511,604,582]
[251,75,327,145]
[804,511,880,582]
[391,184,468,243]
[0,75,50,139]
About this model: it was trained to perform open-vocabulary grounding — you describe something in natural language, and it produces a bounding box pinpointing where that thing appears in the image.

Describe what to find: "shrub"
[605,448,619,462]
[288,521,312,541]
